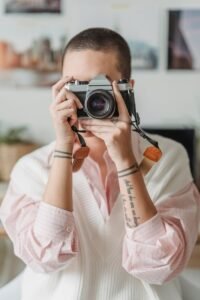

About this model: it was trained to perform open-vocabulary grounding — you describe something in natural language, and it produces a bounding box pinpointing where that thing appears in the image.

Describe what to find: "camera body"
[65,74,136,119]
[64,74,161,159]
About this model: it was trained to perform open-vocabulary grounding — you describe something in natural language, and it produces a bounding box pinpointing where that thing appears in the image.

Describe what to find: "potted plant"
[0,125,39,182]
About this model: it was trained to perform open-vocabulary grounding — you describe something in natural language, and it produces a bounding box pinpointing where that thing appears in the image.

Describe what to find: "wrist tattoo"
[54,150,72,159]
[121,179,141,228]
[117,162,139,178]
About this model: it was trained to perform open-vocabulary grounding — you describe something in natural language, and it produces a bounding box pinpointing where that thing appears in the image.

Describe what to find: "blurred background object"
[0,237,24,288]
[144,127,199,185]
[0,124,39,181]
[168,10,200,70]
[4,0,61,14]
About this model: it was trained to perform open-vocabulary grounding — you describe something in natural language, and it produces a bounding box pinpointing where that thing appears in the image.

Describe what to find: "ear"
[130,79,135,88]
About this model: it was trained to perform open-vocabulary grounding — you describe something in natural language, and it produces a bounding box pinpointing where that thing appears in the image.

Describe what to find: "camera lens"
[85,90,116,119]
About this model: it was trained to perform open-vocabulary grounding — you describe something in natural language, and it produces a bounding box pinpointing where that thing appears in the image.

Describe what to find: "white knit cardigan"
[11,134,192,300]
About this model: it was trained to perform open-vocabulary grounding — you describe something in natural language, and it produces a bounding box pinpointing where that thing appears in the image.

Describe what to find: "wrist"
[115,153,137,171]
[55,141,73,153]
[54,149,73,160]
[117,161,139,178]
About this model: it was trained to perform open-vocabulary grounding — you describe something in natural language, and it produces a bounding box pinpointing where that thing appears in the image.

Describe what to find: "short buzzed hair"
[61,27,131,78]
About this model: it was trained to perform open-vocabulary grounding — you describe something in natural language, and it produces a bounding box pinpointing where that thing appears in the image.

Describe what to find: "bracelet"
[117,162,139,178]
[53,149,72,159]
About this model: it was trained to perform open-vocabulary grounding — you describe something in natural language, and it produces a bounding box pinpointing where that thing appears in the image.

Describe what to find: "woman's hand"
[50,76,83,148]
[79,81,135,167]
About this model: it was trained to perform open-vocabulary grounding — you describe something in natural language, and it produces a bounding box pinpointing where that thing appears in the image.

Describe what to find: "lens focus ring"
[85,89,116,119]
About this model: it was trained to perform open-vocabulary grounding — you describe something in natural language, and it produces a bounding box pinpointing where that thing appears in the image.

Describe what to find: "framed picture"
[168,10,200,70]
[4,0,61,14]
[68,2,160,71]
[113,8,159,70]
[0,20,67,87]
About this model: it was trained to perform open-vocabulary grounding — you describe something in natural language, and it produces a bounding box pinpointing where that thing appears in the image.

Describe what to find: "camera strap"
[71,126,90,172]
[131,121,162,162]
[129,91,162,162]
[71,114,162,173]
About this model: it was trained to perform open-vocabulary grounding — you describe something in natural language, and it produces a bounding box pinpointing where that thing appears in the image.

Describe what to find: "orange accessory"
[72,146,90,172]
[143,146,162,162]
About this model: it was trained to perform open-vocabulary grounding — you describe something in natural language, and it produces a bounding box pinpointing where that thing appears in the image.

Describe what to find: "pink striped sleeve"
[0,181,78,273]
[122,182,200,284]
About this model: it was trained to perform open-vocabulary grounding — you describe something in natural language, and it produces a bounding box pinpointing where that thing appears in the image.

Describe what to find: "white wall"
[0,0,200,144]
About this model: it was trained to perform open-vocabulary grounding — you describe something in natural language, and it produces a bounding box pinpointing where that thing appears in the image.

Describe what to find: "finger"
[64,89,83,109]
[57,108,78,125]
[52,76,73,98]
[80,124,115,133]
[69,118,78,127]
[58,108,76,119]
[86,131,110,141]
[112,81,130,120]
[56,99,77,111]
[79,118,113,127]
[54,88,68,105]
[79,118,131,127]
[54,87,83,109]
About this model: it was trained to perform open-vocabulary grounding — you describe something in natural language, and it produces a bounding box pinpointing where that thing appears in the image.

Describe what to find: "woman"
[0,28,200,300]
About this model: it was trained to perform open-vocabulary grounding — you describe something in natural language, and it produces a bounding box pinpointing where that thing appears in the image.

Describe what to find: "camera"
[65,74,136,119]
[65,74,161,158]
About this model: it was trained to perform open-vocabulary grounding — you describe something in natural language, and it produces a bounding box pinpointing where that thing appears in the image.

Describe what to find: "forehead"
[62,49,121,81]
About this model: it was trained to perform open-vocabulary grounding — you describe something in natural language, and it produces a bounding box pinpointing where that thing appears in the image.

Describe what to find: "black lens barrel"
[85,90,116,119]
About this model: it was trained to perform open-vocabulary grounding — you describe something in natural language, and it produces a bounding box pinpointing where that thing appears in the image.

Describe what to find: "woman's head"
[61,27,131,80]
